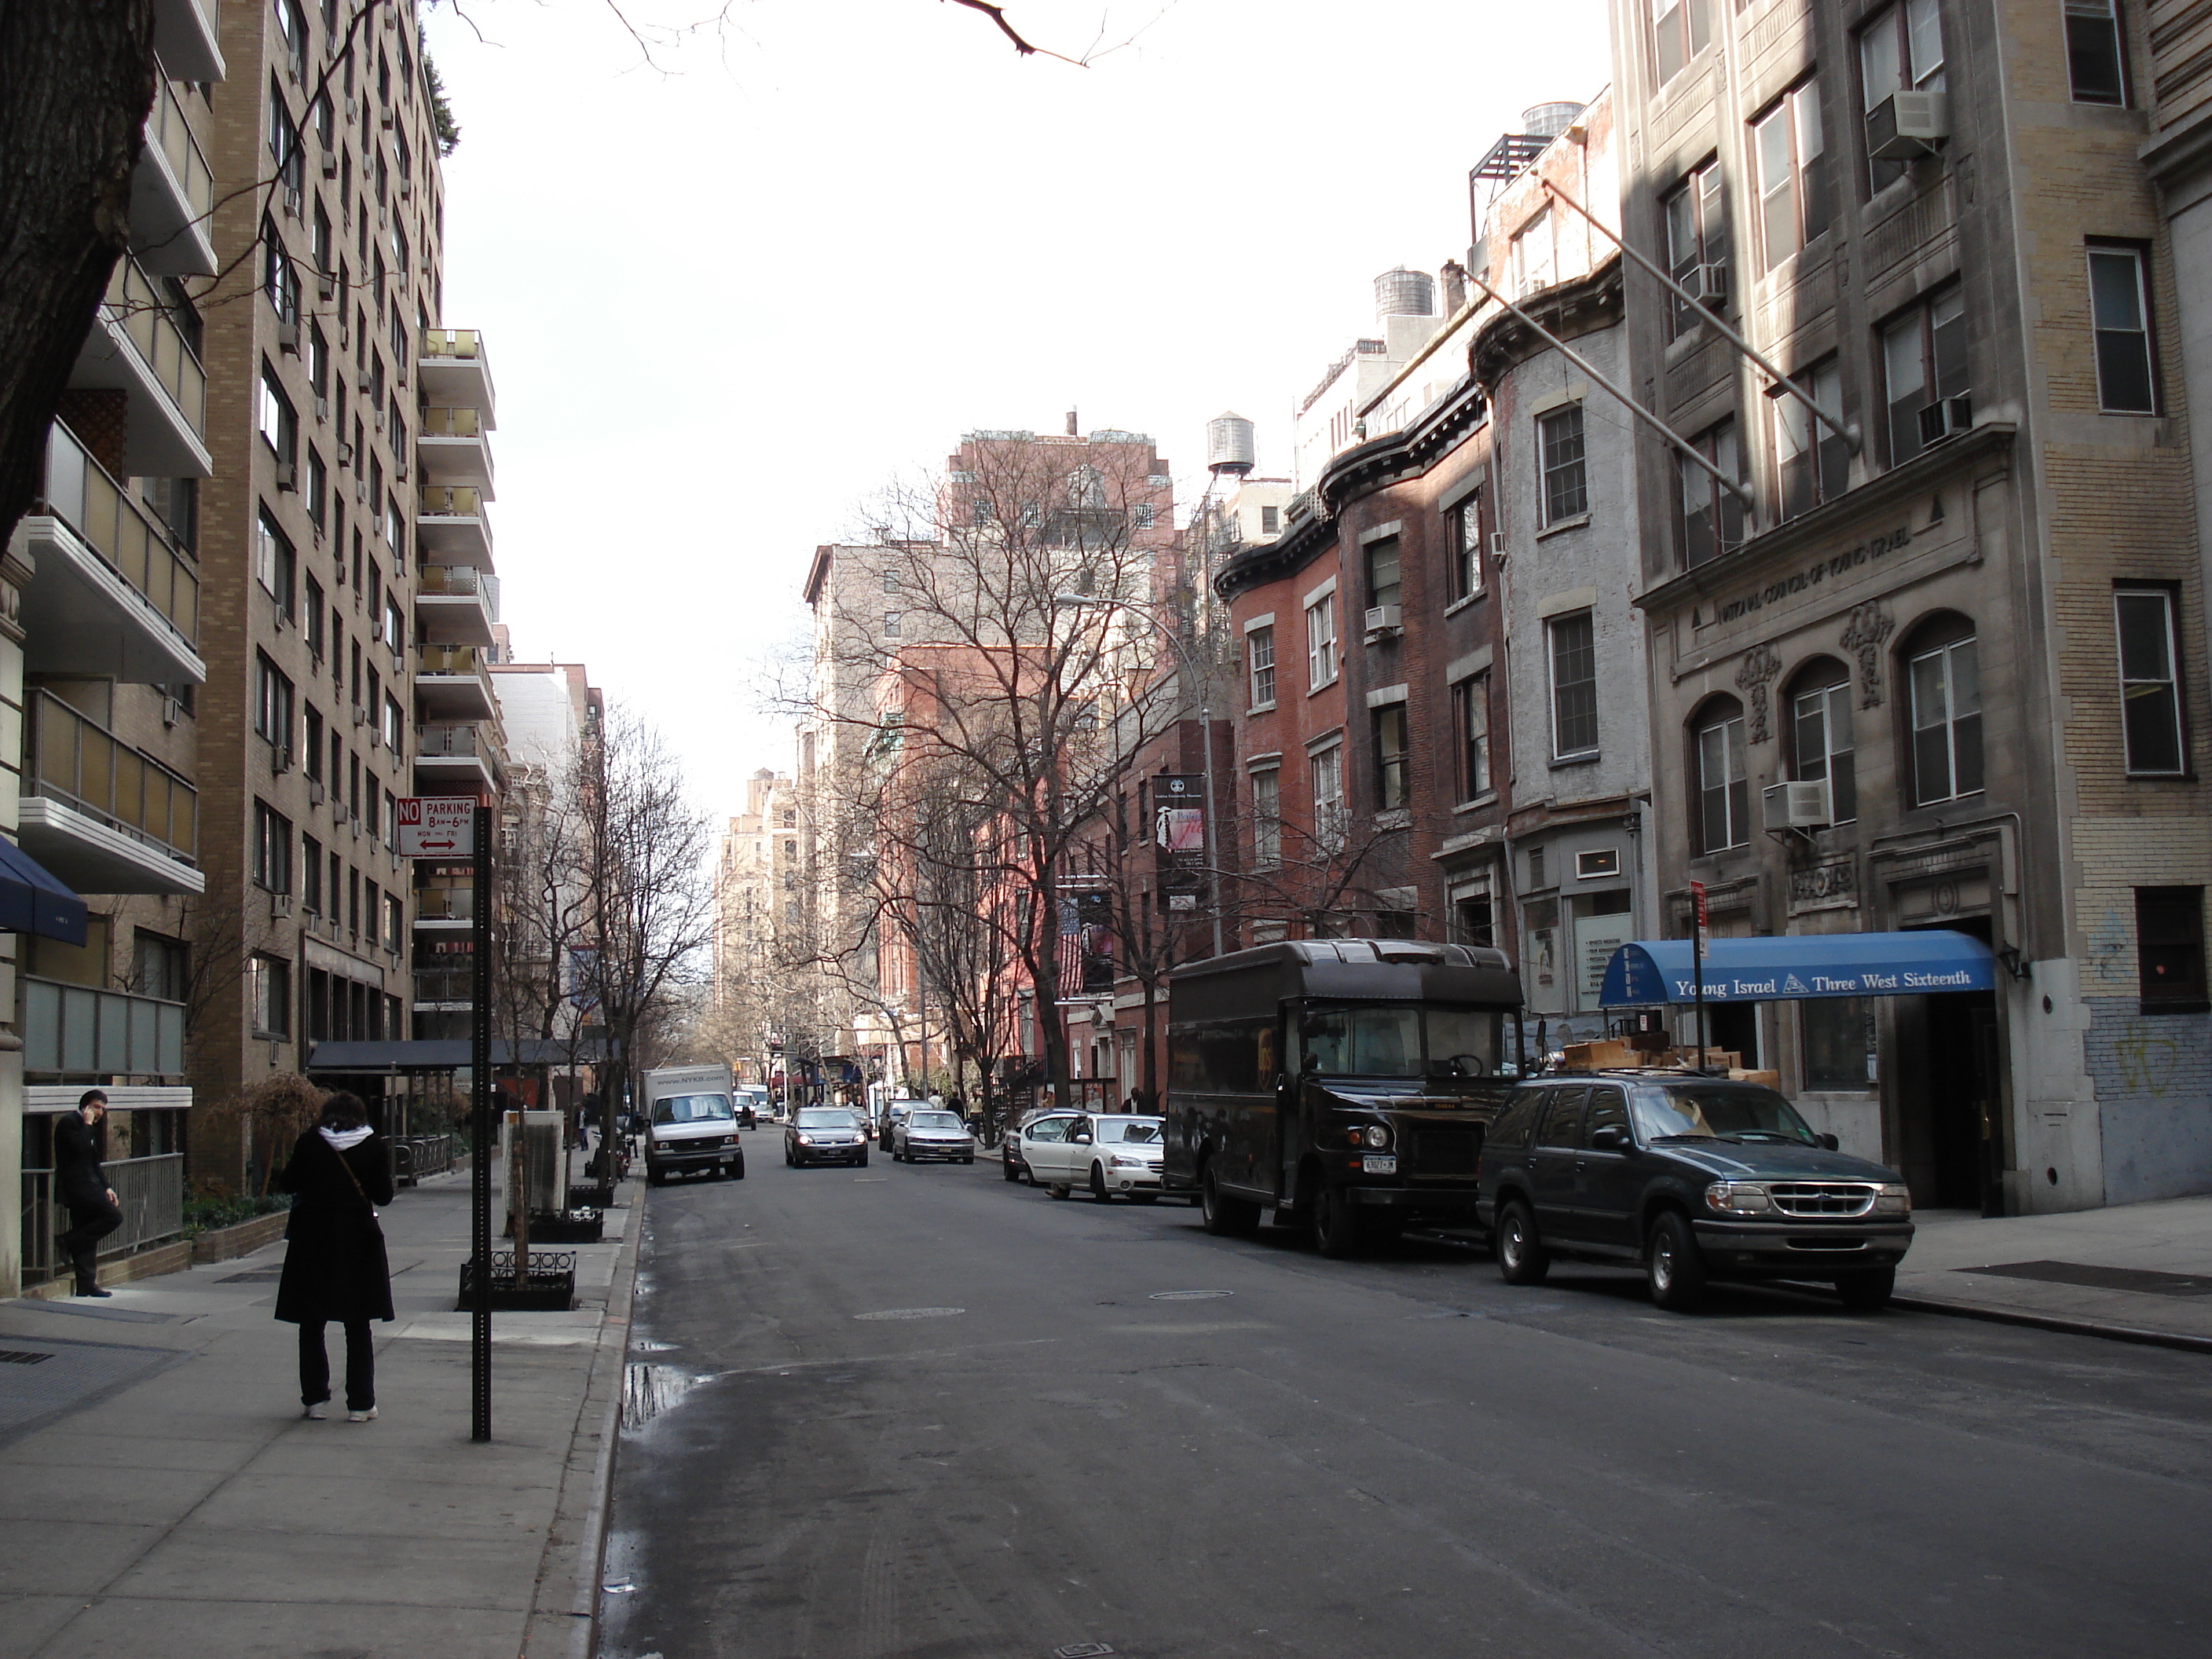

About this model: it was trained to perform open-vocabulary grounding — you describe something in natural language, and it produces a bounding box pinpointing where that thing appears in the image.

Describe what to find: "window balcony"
[415,563,495,646]
[21,422,205,684]
[414,884,475,929]
[418,405,494,493]
[416,644,496,722]
[20,690,203,896]
[418,329,496,418]
[69,255,210,477]
[412,968,475,1009]
[416,721,500,789]
[153,0,225,81]
[133,76,215,275]
[417,485,494,569]
[22,976,187,1079]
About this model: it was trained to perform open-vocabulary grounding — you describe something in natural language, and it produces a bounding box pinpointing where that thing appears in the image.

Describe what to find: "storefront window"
[1801,997,1875,1088]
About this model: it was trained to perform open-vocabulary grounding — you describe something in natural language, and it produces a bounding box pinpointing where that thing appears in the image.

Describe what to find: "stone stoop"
[191,1210,291,1262]
[21,1237,193,1299]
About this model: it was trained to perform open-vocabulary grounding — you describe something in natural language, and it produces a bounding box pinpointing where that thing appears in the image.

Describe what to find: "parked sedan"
[1003,1111,1076,1184]
[892,1108,976,1163]
[1071,1115,1166,1203]
[785,1106,870,1167]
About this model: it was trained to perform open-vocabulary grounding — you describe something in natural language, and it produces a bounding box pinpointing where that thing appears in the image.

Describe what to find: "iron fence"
[20,1152,185,1284]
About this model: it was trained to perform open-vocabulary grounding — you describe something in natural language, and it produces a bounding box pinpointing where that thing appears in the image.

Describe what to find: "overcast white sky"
[421,0,1610,822]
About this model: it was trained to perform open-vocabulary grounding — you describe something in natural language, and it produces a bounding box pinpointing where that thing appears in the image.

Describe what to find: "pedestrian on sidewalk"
[55,1089,121,1298]
[275,1091,395,1423]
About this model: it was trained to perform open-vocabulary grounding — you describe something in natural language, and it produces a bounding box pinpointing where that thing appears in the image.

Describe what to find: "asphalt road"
[599,1130,2212,1659]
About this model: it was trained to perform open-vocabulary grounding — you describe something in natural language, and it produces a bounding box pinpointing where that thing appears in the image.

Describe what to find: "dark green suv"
[1475,1072,1914,1311]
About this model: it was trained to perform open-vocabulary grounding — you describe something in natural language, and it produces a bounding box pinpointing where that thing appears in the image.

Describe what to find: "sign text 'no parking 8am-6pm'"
[397,796,478,858]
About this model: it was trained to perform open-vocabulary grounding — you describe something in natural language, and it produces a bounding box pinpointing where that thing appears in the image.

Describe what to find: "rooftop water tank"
[1522,101,1585,139]
[1374,267,1437,322]
[1206,412,1257,476]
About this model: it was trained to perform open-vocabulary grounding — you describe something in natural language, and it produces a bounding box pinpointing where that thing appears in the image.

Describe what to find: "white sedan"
[1031,1114,1166,1203]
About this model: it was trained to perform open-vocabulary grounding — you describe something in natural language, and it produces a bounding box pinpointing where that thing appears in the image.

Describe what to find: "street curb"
[521,1178,642,1658]
[1891,1292,2212,1356]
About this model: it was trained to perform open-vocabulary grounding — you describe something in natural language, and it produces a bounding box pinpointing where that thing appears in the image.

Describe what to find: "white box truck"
[643,1063,745,1185]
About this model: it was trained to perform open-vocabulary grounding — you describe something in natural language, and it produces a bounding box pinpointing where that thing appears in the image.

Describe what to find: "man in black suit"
[54,1089,121,1298]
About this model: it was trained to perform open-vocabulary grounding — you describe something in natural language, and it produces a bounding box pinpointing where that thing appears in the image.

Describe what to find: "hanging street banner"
[1153,774,1206,892]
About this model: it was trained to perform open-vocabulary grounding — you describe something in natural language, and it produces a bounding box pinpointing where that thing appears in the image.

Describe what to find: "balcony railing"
[21,1152,185,1284]
[415,886,475,921]
[23,975,187,1077]
[422,405,484,438]
[420,485,484,517]
[419,723,490,757]
[420,564,483,596]
[147,75,214,225]
[25,690,200,862]
[423,328,482,360]
[419,643,487,677]
[104,254,206,432]
[412,971,474,1004]
[41,423,201,643]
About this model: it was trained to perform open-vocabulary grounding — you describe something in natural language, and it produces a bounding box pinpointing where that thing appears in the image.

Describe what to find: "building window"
[1801,998,1875,1088]
[1774,360,1849,521]
[1907,622,1983,804]
[1679,419,1745,567]
[255,653,295,751]
[1789,664,1859,823]
[1860,0,1946,193]
[1453,675,1492,801]
[1881,287,1968,465]
[1374,702,1410,810]
[255,509,296,617]
[1311,745,1346,851]
[2137,887,2208,1011]
[1365,535,1401,614]
[383,694,405,753]
[1651,0,1709,85]
[1251,767,1281,870]
[259,363,297,467]
[1538,405,1588,524]
[133,929,189,1002]
[1547,612,1599,758]
[2066,0,2127,105]
[302,837,323,913]
[1664,159,1727,336]
[1454,894,1495,948]
[1754,79,1829,270]
[386,892,404,951]
[2116,584,2186,775]
[1247,625,1276,709]
[1449,493,1484,599]
[1260,504,1280,535]
[262,218,299,324]
[882,611,901,637]
[2089,245,2157,414]
[1306,594,1339,689]
[1512,204,1556,295]
[1695,701,1749,852]
[250,954,293,1038]
[254,800,293,892]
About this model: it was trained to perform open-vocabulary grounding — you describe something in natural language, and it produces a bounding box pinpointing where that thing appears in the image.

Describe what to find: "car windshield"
[794,1109,853,1130]
[1631,1085,1818,1145]
[911,1111,964,1131]
[1298,1005,1508,1079]
[653,1093,732,1125]
[1100,1119,1163,1144]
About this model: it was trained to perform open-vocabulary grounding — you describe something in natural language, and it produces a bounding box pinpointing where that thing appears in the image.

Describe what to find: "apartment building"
[712,767,797,1080]
[1292,273,1455,489]
[1607,0,2210,1211]
[3,0,228,1292]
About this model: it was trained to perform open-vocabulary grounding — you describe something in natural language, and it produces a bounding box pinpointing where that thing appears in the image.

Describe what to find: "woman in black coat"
[275,1092,394,1421]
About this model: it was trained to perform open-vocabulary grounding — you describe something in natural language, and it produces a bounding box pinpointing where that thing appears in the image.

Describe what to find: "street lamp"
[1053,591,1225,961]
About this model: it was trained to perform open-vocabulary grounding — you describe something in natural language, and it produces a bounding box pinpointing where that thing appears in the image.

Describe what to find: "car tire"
[1048,1182,1071,1200]
[1003,1161,1020,1182]
[732,1155,745,1180]
[858,1154,869,1168]
[1835,1267,1895,1310]
[962,1155,974,1164]
[1090,1165,1112,1203]
[647,1166,666,1187]
[1199,1167,1261,1237]
[1495,1199,1548,1284]
[1313,1181,1363,1259]
[1646,1210,1708,1312]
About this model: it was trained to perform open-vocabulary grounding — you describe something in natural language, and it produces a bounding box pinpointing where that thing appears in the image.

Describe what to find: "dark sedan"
[785,1106,870,1168]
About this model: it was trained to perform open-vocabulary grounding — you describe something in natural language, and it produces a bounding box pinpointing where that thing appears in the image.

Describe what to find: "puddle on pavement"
[622,1363,716,1430]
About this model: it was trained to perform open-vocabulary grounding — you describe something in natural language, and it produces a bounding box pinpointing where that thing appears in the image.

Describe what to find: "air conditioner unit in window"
[161,696,182,727]
[354,478,368,502]
[277,320,300,352]
[1691,260,1729,305]
[353,705,368,726]
[1762,778,1831,831]
[380,108,394,130]
[1868,90,1949,161]
[1489,531,1508,559]
[317,272,334,302]
[275,459,297,491]
[270,894,295,918]
[1917,394,1973,447]
[335,440,353,465]
[321,151,337,179]
[273,745,293,774]
[368,725,382,749]
[1362,604,1404,639]
[309,778,326,804]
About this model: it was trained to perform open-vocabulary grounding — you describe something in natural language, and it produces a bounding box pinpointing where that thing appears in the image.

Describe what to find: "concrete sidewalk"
[0,1162,639,1659]
[1895,1195,2212,1350]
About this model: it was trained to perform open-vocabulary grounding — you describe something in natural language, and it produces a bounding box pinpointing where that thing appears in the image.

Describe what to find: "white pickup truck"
[643,1064,745,1185]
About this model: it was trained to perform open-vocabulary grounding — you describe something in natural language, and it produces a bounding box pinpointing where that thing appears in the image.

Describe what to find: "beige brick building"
[1606,0,2210,1211]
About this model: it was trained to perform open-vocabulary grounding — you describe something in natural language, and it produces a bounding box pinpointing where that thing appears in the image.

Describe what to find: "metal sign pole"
[1690,879,1708,1074]
[470,803,493,1442]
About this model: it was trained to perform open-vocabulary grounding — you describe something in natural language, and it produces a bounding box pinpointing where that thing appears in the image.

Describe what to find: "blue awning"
[0,837,86,945]
[1599,931,1997,1006]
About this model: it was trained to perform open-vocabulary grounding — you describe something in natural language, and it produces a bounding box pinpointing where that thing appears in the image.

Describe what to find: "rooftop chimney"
[1065,409,1079,436]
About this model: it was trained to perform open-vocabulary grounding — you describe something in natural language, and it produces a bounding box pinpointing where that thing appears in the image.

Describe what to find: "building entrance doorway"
[1892,917,2003,1214]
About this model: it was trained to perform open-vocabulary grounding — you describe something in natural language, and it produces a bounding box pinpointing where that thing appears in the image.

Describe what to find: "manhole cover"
[1148,1290,1232,1301]
[854,1307,965,1321]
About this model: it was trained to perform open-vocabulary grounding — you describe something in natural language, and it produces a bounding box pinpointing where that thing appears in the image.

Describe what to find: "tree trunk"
[0,2,157,547]
[1140,976,1159,1113]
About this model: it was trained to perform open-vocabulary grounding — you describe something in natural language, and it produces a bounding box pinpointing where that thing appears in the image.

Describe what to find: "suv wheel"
[1646,1211,1708,1311]
[1199,1167,1260,1237]
[1313,1181,1363,1259]
[1835,1267,1895,1310]
[1495,1198,1548,1284]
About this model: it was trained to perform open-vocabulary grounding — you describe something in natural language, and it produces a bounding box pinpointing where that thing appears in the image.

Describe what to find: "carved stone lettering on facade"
[1701,526,1911,629]
[1735,643,1783,743]
[1789,859,1859,914]
[1840,599,1895,709]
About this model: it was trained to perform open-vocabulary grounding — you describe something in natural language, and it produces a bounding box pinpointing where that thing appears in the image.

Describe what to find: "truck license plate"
[1363,1154,1397,1174]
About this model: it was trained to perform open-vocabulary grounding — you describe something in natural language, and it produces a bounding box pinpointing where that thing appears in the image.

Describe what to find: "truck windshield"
[1631,1086,1817,1145]
[1298,1005,1507,1079]
[653,1093,732,1125]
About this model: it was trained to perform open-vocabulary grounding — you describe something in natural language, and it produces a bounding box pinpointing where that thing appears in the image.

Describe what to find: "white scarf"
[320,1126,372,1152]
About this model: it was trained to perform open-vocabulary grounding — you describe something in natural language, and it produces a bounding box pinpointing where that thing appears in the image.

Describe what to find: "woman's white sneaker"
[346,1406,378,1423]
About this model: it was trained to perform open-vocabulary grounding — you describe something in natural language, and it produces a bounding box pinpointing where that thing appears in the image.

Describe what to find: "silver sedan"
[892,1108,976,1164]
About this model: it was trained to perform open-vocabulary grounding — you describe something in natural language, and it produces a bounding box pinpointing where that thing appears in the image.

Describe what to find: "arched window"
[1785,657,1856,823]
[1691,695,1749,852]
[1903,614,1982,805]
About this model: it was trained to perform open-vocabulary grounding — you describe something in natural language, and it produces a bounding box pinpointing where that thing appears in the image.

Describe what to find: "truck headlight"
[1363,1124,1391,1150]
[1705,1181,1773,1215]
[1873,1184,1912,1214]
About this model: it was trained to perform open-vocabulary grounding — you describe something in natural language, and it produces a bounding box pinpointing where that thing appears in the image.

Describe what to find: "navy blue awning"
[1599,932,1997,1006]
[0,837,86,945]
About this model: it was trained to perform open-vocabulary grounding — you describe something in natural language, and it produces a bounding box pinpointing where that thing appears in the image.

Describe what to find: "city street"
[601,1128,2212,1659]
